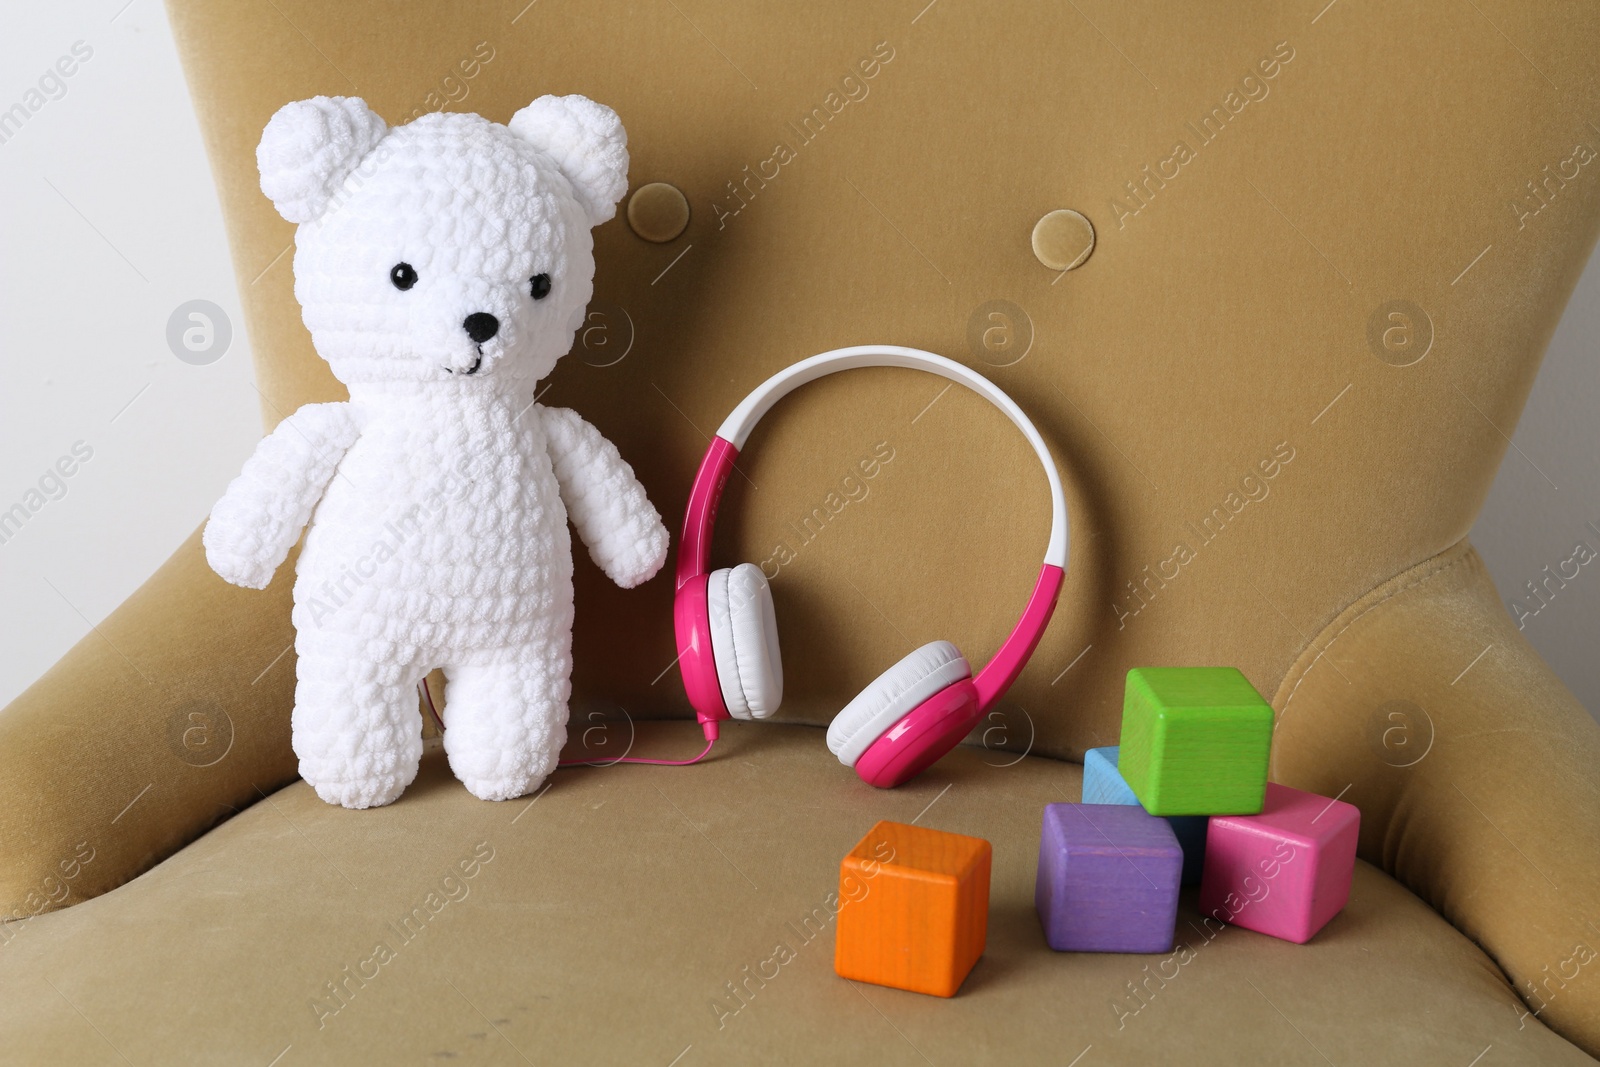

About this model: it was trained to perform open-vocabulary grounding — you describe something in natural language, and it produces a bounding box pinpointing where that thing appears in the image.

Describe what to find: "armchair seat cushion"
[1,724,1585,1065]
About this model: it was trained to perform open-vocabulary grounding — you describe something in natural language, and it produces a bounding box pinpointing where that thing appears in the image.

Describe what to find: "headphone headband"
[678,345,1069,583]
[715,345,1068,568]
[675,345,1069,719]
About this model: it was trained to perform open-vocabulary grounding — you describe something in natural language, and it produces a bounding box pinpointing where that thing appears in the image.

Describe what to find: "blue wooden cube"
[1035,803,1182,953]
[1083,746,1208,885]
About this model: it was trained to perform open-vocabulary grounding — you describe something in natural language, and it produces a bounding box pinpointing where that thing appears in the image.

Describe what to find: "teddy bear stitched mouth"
[446,351,485,376]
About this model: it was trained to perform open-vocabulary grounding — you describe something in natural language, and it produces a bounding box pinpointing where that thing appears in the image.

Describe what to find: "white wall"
[0,1,260,708]
[0,3,1595,718]
[1471,251,1600,718]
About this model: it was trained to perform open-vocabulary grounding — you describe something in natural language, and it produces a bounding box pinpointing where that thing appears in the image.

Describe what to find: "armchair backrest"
[166,0,1600,758]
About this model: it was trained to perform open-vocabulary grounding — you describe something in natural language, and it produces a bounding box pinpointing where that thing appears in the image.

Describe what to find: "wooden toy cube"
[1035,803,1182,953]
[1082,746,1208,885]
[1117,667,1274,816]
[834,820,991,997]
[1198,783,1360,943]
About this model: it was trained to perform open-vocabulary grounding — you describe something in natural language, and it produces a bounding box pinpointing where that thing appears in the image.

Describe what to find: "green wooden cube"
[1117,667,1274,816]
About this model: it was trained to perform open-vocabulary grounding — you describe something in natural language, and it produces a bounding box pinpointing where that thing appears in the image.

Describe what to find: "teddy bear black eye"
[390,263,418,291]
[529,273,552,300]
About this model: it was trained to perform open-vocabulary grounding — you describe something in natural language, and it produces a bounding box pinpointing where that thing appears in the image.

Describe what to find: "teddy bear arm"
[202,402,360,589]
[539,405,669,589]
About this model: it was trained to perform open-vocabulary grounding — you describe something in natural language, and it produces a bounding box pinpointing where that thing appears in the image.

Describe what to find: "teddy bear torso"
[291,391,572,656]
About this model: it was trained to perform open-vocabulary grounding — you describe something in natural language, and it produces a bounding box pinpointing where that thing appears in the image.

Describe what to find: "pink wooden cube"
[1198,783,1359,943]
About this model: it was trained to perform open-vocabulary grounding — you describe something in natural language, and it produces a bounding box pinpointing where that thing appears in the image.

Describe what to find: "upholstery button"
[626,182,691,242]
[1031,209,1095,271]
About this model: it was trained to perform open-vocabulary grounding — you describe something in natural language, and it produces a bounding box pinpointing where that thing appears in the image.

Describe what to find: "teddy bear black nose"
[463,312,499,344]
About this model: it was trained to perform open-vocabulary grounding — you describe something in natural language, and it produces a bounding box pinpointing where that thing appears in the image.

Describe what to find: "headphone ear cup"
[707,564,783,720]
[827,641,971,767]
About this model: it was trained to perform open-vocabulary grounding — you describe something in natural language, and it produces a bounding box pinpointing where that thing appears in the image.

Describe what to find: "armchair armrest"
[0,526,299,922]
[1272,538,1600,1055]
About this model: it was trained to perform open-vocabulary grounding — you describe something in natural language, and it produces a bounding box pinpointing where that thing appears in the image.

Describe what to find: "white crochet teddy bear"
[203,94,668,809]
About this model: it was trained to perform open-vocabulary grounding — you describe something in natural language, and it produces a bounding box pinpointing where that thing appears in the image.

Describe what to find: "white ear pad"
[706,563,782,720]
[827,641,971,767]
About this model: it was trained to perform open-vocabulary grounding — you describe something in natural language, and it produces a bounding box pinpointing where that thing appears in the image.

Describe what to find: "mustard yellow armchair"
[3,2,1597,1061]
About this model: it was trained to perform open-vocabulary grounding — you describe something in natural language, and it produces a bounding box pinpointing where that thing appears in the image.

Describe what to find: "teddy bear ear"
[508,95,629,226]
[257,96,388,224]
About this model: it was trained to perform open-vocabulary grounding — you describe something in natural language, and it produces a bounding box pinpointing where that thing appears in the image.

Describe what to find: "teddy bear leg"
[441,637,572,802]
[291,633,423,809]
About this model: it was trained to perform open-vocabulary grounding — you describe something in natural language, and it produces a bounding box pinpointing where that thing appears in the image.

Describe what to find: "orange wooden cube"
[833,820,992,997]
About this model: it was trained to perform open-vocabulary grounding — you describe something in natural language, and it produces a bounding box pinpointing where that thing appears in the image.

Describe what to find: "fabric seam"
[1278,539,1474,714]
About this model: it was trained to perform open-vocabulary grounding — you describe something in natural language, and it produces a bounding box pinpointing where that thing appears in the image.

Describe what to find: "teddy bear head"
[257,94,628,393]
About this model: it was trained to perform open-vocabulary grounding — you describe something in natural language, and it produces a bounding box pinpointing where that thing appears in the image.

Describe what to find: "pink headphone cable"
[556,735,715,768]
[418,677,447,732]
[418,678,716,769]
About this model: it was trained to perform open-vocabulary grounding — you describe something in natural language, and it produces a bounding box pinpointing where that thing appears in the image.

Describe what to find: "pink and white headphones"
[674,345,1070,788]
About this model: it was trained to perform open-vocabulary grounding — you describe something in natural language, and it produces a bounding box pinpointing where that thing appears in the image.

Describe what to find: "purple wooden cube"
[1035,803,1182,953]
